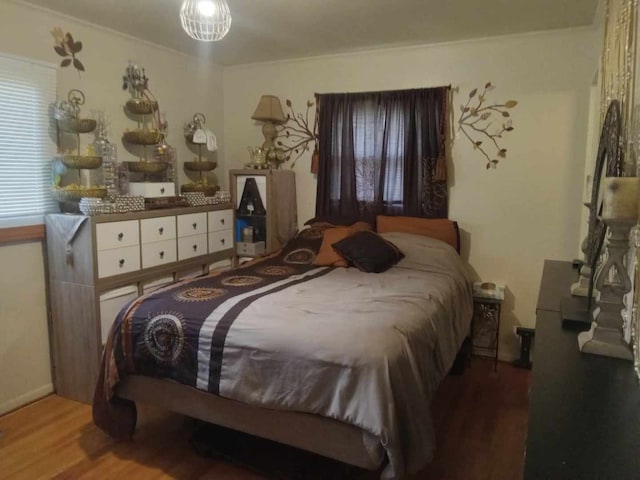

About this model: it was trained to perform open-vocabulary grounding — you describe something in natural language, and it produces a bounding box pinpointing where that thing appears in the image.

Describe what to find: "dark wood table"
[524,260,640,479]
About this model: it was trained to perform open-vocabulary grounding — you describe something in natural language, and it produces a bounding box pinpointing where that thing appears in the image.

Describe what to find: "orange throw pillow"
[376,215,460,252]
[351,221,373,232]
[313,226,354,267]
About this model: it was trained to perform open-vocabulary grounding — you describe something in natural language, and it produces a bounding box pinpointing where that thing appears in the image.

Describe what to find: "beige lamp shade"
[252,95,286,124]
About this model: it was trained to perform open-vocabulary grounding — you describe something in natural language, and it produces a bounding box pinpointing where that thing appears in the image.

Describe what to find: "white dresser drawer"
[129,182,175,198]
[140,216,176,244]
[176,267,204,280]
[99,285,138,344]
[177,213,207,238]
[96,220,140,251]
[208,210,233,232]
[178,234,208,260]
[208,229,233,253]
[97,246,141,278]
[141,239,177,269]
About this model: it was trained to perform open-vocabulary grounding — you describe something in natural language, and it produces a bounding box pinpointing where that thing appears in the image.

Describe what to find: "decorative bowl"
[184,161,217,171]
[180,183,219,196]
[123,130,163,145]
[125,161,168,174]
[57,118,97,134]
[53,186,108,201]
[125,98,158,115]
[60,155,103,169]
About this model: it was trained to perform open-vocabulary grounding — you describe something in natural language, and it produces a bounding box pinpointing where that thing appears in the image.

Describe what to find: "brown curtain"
[315,86,449,223]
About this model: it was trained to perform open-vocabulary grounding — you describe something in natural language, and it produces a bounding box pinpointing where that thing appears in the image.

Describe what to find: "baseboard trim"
[0,384,54,416]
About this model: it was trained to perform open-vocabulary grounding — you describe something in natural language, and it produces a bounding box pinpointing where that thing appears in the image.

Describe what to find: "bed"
[93,224,473,479]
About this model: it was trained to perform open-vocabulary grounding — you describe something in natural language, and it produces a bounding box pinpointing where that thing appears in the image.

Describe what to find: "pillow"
[332,231,404,273]
[376,215,460,253]
[312,226,354,267]
[351,221,373,232]
[304,217,374,230]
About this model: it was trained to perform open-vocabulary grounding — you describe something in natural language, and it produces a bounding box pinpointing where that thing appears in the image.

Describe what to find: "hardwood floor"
[0,358,530,480]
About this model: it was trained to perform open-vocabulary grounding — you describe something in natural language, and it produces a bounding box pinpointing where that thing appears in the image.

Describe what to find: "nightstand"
[472,282,505,371]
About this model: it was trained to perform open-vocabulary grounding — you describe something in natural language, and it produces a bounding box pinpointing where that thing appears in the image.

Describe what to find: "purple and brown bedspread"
[93,228,473,480]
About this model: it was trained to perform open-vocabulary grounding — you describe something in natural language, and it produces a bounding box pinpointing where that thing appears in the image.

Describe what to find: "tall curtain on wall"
[315,86,450,223]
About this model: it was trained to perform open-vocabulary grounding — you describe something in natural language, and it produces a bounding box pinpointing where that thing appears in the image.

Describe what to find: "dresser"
[524,260,640,479]
[45,204,234,404]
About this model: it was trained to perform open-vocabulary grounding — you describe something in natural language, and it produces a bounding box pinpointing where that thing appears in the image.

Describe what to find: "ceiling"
[22,0,600,66]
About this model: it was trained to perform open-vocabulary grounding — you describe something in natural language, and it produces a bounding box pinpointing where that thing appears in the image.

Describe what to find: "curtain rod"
[315,84,451,97]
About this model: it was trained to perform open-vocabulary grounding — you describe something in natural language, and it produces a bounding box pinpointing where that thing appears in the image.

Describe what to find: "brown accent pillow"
[312,226,354,267]
[376,216,460,253]
[351,221,373,232]
[332,231,404,273]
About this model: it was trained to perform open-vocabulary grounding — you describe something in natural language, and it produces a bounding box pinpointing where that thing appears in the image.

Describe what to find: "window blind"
[0,54,57,227]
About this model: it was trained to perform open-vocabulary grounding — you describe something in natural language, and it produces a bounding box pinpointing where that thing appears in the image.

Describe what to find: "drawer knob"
[193,244,198,251]
[159,251,165,259]
[160,187,165,194]
[159,227,164,235]
[220,218,225,224]
[221,238,225,244]
[117,233,124,240]
[192,222,197,229]
[119,259,125,267]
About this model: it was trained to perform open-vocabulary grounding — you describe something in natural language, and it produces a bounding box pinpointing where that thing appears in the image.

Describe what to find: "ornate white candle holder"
[578,177,638,360]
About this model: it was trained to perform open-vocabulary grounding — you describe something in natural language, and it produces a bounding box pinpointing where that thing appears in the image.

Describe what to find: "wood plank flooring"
[0,358,530,480]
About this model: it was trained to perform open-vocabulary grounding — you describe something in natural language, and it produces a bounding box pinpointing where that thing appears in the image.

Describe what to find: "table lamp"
[251,95,286,149]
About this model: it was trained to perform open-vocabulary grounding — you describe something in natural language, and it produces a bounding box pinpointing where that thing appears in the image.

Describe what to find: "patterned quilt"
[93,228,473,480]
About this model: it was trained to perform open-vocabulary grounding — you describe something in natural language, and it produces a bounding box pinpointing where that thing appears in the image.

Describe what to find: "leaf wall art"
[458,82,517,169]
[276,98,318,169]
[51,27,85,74]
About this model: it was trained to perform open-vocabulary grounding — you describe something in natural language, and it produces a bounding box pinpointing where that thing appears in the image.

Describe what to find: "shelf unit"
[229,169,297,260]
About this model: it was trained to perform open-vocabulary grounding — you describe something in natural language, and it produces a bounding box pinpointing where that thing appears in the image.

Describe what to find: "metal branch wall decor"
[276,99,318,169]
[51,28,85,73]
[457,82,517,169]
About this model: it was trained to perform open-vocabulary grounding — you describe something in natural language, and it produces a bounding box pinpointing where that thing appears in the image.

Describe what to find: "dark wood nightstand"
[472,282,505,370]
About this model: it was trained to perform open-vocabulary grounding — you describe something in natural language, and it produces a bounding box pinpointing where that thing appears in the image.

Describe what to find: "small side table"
[472,282,505,371]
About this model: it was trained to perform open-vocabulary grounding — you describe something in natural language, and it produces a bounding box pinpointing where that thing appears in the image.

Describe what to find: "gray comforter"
[94,231,473,479]
[216,232,472,478]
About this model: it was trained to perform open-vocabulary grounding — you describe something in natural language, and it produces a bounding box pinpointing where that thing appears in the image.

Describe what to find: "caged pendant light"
[180,0,232,42]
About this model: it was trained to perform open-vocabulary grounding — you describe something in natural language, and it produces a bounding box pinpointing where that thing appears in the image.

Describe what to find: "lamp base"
[578,323,634,360]
[261,122,277,149]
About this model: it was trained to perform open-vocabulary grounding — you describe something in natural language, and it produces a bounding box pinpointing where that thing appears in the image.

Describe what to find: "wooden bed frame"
[114,338,471,472]
[116,375,384,471]
[111,214,470,472]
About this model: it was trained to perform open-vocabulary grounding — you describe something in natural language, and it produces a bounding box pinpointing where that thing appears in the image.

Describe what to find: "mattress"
[93,228,473,479]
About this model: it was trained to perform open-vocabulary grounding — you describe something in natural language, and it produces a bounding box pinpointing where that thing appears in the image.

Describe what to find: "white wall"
[0,241,52,414]
[0,1,224,413]
[223,28,599,359]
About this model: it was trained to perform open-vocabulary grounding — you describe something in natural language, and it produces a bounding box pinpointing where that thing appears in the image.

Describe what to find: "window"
[316,87,449,222]
[0,54,57,228]
[352,98,404,206]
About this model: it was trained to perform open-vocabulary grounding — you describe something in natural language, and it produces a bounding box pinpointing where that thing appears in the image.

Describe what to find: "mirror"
[586,100,622,305]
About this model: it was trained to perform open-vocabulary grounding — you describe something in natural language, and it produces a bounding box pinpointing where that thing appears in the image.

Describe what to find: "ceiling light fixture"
[180,0,232,42]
